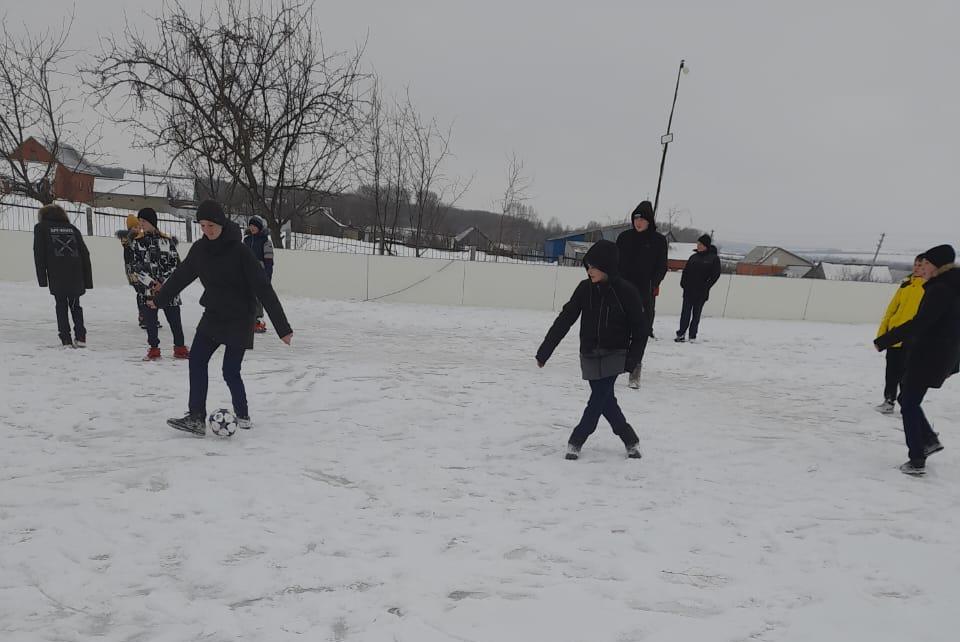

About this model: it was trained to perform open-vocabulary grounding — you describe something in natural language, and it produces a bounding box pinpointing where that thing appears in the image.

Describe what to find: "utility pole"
[871,233,886,265]
[653,59,689,216]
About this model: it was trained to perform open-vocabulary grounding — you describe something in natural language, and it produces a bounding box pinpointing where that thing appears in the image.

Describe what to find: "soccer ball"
[208,409,238,437]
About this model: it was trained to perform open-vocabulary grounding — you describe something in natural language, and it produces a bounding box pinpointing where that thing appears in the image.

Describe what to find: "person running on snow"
[616,200,666,389]
[242,215,275,334]
[536,240,648,461]
[874,254,926,414]
[33,204,93,348]
[875,245,960,476]
[676,234,722,343]
[150,200,292,436]
[122,208,189,361]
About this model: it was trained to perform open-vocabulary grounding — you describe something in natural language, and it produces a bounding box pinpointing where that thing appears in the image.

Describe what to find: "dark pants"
[678,293,706,339]
[639,286,655,338]
[142,305,185,348]
[569,376,639,448]
[898,384,939,463]
[884,348,908,403]
[188,332,248,418]
[54,296,85,344]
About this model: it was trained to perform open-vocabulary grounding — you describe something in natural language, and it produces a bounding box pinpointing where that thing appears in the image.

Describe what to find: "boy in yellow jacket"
[875,255,926,413]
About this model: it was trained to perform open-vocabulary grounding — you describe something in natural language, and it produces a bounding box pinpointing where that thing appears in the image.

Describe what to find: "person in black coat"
[616,200,666,386]
[243,215,275,334]
[536,240,648,460]
[150,200,293,436]
[33,204,93,347]
[676,234,722,342]
[875,244,960,475]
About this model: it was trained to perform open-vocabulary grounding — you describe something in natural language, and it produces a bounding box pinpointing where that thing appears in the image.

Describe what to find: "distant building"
[737,246,814,277]
[804,262,893,283]
[93,170,197,213]
[5,137,121,203]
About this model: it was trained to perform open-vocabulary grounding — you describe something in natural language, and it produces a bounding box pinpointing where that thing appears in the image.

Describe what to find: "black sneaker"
[674,335,686,343]
[625,443,642,459]
[167,414,206,436]
[924,439,944,458]
[565,444,581,460]
[899,461,926,476]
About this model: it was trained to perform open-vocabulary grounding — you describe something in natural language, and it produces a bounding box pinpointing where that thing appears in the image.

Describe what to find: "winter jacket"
[537,240,649,376]
[154,221,291,349]
[33,212,92,298]
[875,265,960,389]
[680,245,722,300]
[616,225,668,293]
[117,230,182,307]
[876,275,925,349]
[243,222,275,282]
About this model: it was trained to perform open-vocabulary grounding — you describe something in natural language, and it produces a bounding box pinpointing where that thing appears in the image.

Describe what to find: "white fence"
[0,228,894,324]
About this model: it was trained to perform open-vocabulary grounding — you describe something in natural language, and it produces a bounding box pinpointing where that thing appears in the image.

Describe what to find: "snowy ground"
[1,281,959,642]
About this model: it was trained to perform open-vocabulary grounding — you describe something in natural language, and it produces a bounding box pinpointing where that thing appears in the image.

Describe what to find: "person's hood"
[582,240,620,278]
[930,264,960,293]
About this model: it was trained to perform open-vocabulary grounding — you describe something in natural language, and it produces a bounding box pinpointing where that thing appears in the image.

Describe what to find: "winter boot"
[254,321,267,334]
[899,460,926,476]
[143,347,161,361]
[565,443,581,460]
[167,413,206,437]
[875,400,896,415]
[628,366,642,390]
[173,345,190,359]
[625,443,642,459]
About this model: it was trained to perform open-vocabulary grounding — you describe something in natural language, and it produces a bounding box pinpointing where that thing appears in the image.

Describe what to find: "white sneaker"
[236,416,253,430]
[74,340,86,348]
[628,367,641,390]
[875,401,896,415]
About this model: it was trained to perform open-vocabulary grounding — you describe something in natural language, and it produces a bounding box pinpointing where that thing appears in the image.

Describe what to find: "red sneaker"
[143,347,161,361]
[173,345,190,359]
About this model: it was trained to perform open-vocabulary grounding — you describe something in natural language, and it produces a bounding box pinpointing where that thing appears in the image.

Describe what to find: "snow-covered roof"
[815,262,893,283]
[94,176,168,198]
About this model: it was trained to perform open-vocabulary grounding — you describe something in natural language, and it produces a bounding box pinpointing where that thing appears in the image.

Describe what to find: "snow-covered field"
[2,281,959,642]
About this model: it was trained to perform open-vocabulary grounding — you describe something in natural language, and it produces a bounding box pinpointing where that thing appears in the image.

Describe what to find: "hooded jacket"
[242,216,275,281]
[33,207,93,298]
[875,265,960,389]
[154,221,291,349]
[680,244,722,300]
[876,275,925,349]
[616,223,668,293]
[117,229,182,307]
[537,240,649,373]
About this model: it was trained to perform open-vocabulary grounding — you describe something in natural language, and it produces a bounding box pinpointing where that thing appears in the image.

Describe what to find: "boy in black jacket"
[33,204,93,347]
[676,234,722,342]
[536,240,648,460]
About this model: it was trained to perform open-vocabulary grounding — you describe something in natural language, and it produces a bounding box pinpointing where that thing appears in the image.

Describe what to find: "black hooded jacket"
[33,208,93,298]
[680,245,722,299]
[154,221,291,349]
[616,224,668,293]
[875,265,960,389]
[537,240,649,371]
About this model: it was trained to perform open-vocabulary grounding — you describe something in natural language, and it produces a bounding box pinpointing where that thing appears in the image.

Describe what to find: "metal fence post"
[86,207,93,236]
[185,218,192,243]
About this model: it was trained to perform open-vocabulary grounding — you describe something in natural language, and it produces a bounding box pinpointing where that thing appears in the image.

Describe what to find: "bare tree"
[401,91,471,256]
[495,152,532,258]
[87,0,368,245]
[0,16,100,205]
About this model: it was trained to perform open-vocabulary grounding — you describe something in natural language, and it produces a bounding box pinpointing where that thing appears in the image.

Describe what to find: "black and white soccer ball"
[208,409,238,437]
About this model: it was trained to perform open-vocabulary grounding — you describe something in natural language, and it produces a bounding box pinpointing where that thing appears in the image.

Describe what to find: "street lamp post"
[653,59,689,217]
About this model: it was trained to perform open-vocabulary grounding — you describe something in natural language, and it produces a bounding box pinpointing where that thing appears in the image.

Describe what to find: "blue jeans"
[678,293,705,339]
[188,332,248,418]
[142,305,185,348]
[569,376,639,448]
[898,385,938,463]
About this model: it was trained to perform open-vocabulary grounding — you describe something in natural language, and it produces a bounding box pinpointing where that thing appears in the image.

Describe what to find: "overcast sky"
[6,0,958,251]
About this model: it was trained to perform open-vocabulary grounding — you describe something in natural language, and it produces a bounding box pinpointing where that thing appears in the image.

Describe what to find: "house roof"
[812,262,893,283]
[742,246,813,267]
[35,138,122,178]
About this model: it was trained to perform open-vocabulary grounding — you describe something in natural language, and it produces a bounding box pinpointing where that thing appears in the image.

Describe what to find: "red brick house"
[5,137,120,203]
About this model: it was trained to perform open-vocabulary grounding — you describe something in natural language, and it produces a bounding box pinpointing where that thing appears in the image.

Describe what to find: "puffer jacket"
[876,275,925,349]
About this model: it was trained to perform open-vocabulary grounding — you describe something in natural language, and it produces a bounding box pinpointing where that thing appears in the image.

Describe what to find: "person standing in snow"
[123,208,190,361]
[116,214,153,329]
[675,234,722,343]
[243,215,275,334]
[536,240,647,461]
[33,204,92,348]
[875,245,960,476]
[616,200,667,388]
[874,254,926,414]
[149,200,293,436]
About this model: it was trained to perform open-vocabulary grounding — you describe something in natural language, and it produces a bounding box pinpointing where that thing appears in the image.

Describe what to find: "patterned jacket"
[119,230,182,307]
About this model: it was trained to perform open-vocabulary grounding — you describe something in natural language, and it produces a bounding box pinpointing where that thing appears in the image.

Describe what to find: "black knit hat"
[698,234,712,247]
[582,240,620,278]
[920,244,955,268]
[631,201,654,223]
[137,207,158,229]
[196,200,227,226]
